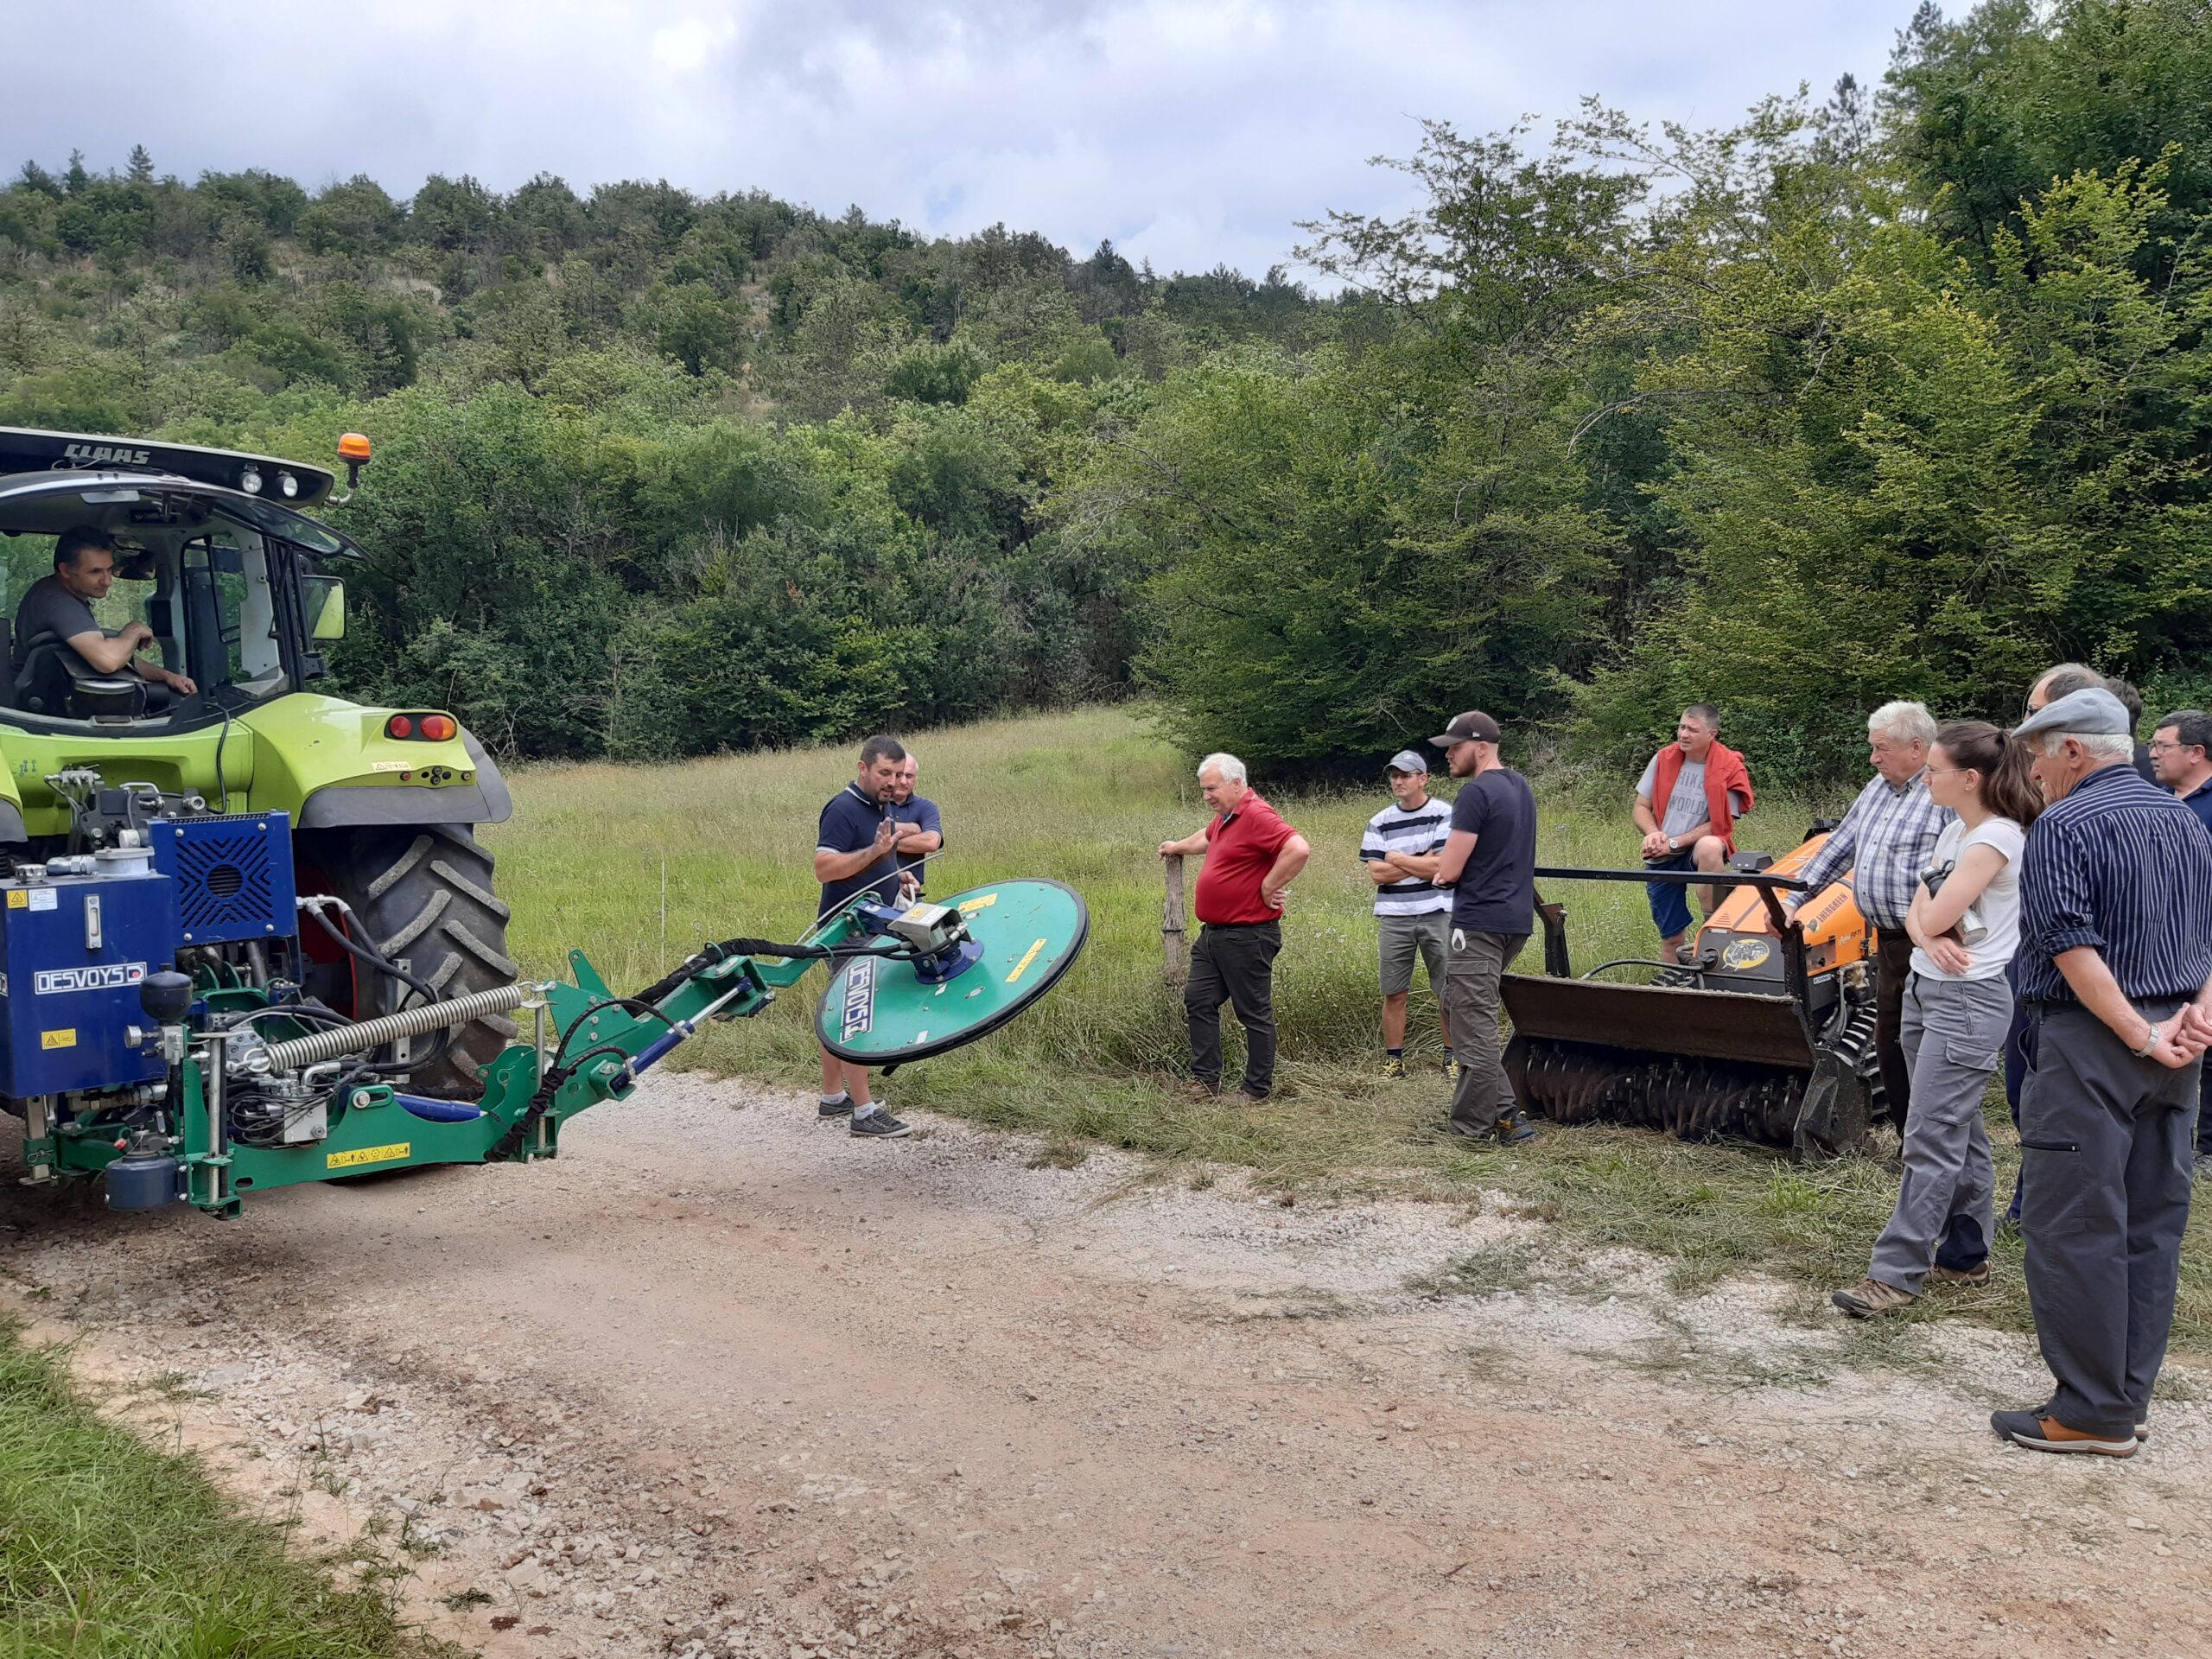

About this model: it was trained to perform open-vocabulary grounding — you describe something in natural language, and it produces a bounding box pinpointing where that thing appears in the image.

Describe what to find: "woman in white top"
[1835,721,2041,1318]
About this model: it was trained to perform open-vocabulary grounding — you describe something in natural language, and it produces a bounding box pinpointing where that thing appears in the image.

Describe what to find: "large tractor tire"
[296,823,518,1101]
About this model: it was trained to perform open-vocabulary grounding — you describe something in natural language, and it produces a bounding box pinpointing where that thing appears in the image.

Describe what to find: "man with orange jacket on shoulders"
[1632,703,1755,961]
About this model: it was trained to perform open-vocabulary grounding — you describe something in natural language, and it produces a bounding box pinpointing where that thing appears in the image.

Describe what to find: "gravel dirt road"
[5,1077,2210,1659]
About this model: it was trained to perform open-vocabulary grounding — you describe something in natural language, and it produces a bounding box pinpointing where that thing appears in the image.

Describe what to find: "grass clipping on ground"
[486,705,2212,1357]
[0,1317,448,1659]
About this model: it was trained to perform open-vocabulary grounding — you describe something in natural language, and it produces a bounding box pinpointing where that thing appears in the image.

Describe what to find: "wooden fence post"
[1161,853,1188,984]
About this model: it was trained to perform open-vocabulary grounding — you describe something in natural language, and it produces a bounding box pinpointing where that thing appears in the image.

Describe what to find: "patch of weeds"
[1451,1341,1519,1382]
[139,1367,217,1402]
[1186,1168,1216,1191]
[441,1587,493,1611]
[1589,1311,1836,1394]
[1408,1236,1605,1301]
[1025,1135,1088,1170]
[1230,1287,1357,1321]
[1757,1173,1827,1217]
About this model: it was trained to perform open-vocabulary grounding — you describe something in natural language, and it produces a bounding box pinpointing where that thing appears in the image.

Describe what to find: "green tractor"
[0,427,513,1098]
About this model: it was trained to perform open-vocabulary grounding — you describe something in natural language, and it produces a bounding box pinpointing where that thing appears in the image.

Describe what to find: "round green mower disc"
[814,879,1089,1065]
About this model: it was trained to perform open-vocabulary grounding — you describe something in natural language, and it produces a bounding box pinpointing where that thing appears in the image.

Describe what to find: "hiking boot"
[1832,1276,1917,1319]
[817,1094,855,1119]
[1177,1079,1221,1103]
[1990,1408,2136,1458]
[1929,1260,1993,1287]
[1236,1085,1270,1104]
[1381,1056,1408,1080]
[849,1109,912,1140]
[1443,1056,1462,1082]
[1494,1114,1537,1145]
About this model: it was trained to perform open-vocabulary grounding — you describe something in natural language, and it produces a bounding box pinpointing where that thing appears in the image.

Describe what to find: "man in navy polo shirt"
[2152,709,2212,1174]
[1158,752,1311,1101]
[813,734,913,1139]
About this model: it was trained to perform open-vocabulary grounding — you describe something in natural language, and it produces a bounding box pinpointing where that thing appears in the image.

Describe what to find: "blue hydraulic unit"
[148,811,296,946]
[0,851,179,1098]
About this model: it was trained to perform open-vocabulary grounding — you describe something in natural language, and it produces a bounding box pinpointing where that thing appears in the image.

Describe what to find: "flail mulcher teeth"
[1516,1039,1807,1143]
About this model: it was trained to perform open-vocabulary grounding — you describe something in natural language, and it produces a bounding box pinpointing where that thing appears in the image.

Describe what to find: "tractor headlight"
[277,470,298,499]
[239,465,263,494]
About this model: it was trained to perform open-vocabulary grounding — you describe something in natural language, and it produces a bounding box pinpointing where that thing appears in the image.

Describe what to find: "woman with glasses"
[1835,721,2043,1318]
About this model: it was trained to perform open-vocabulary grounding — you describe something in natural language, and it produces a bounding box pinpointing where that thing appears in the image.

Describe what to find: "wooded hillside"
[2,0,2206,779]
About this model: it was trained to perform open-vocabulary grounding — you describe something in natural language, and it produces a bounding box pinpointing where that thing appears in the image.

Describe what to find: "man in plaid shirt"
[1788,702,1954,1129]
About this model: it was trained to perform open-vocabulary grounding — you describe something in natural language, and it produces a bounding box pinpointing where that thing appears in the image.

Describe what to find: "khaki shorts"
[1378,909,1451,996]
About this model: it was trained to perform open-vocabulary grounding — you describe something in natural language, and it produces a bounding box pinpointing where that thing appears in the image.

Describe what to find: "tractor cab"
[0,429,363,728]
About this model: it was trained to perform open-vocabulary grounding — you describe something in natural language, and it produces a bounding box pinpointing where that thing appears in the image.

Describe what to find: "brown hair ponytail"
[1934,720,2042,827]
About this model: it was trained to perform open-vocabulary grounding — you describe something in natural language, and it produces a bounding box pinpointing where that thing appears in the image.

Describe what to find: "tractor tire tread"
[302,823,512,1103]
[428,857,512,920]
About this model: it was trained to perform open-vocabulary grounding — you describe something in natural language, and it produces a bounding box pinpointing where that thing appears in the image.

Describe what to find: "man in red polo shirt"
[1159,752,1312,1100]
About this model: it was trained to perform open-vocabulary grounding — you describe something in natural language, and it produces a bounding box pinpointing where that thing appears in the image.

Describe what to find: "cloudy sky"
[6,1,1911,277]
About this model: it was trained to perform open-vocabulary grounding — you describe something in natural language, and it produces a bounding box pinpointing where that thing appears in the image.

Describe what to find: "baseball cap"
[1428,710,1502,748]
[2014,686,2133,741]
[1384,749,1429,775]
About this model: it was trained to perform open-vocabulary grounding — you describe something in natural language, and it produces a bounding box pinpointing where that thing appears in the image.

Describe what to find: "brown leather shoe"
[1832,1276,1917,1318]
[1929,1261,1993,1286]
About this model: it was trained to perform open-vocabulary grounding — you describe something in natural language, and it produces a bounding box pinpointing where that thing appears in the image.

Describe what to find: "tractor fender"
[0,767,26,843]
[296,731,512,830]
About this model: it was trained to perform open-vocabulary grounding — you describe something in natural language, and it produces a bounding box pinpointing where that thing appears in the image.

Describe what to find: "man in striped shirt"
[1992,688,2212,1458]
[1361,751,1456,1079]
[1787,702,1953,1129]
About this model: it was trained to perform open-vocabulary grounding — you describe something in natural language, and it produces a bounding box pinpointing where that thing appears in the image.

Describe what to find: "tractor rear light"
[385,715,413,739]
[420,714,456,741]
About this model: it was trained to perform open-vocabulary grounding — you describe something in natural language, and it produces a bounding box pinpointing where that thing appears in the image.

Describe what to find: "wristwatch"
[2133,1020,2165,1058]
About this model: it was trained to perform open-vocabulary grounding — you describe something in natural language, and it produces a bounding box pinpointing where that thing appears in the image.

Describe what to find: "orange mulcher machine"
[1500,828,1884,1159]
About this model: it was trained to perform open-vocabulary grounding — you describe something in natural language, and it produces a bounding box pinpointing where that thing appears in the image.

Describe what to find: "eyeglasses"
[2149,740,2202,756]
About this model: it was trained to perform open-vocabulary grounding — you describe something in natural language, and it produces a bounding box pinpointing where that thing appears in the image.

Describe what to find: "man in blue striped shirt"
[1991,689,2212,1459]
[1362,752,1456,1078]
[1788,702,1954,1128]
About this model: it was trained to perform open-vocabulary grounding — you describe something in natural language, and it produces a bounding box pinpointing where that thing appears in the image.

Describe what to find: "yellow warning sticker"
[327,1141,410,1170]
[6,889,25,908]
[957,892,999,913]
[1005,937,1048,984]
[40,1028,74,1049]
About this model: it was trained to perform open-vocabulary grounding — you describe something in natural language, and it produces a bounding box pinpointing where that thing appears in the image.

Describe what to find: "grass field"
[486,705,2212,1357]
[0,1318,447,1659]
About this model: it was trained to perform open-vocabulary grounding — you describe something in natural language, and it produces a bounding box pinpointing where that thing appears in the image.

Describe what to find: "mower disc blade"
[815,879,1088,1065]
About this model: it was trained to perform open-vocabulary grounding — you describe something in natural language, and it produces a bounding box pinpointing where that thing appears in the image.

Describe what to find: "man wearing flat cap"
[1361,750,1457,1078]
[1992,687,2212,1459]
[1428,712,1540,1142]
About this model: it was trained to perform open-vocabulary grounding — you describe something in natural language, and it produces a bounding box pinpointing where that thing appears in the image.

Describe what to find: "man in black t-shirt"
[1429,710,1539,1143]
[14,525,195,699]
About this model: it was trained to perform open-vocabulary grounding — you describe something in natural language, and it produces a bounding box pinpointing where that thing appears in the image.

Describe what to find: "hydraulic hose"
[262,983,530,1072]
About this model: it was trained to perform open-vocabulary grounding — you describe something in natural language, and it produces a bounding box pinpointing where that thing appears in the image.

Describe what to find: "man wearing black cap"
[1992,687,2212,1458]
[1361,750,1457,1079]
[1428,712,1540,1142]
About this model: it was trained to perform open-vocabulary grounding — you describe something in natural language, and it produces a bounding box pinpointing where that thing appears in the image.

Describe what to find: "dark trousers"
[1185,921,1281,1096]
[1875,930,1915,1131]
[2019,1000,2199,1439]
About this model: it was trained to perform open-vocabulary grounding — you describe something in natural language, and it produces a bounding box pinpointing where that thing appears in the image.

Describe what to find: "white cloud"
[2,0,1909,276]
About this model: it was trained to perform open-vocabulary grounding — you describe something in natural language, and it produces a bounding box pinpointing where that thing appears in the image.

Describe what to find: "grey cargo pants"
[1868,972,2007,1294]
[2019,998,2200,1440]
[1440,928,1527,1135]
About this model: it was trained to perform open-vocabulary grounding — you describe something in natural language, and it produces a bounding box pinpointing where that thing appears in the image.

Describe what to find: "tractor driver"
[14,525,196,700]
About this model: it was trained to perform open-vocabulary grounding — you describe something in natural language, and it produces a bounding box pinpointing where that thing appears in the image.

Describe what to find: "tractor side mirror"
[303,575,346,642]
